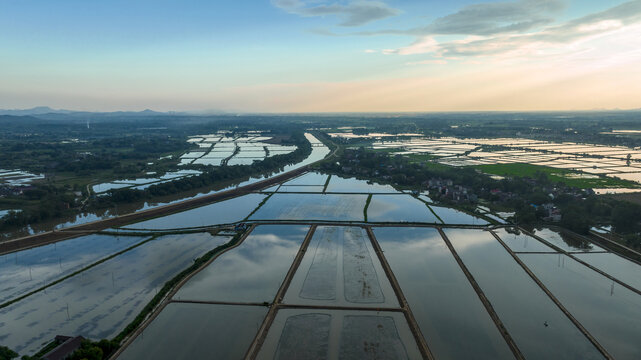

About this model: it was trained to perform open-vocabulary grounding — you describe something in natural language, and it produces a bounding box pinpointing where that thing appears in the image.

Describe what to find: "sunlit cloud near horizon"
[1,0,640,112]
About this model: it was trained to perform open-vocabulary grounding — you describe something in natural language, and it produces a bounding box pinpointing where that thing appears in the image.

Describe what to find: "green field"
[475,163,641,189]
[404,153,452,170]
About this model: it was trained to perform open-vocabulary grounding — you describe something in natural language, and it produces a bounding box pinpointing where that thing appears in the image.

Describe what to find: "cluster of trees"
[0,135,189,175]
[0,346,18,360]
[0,339,118,360]
[0,185,78,231]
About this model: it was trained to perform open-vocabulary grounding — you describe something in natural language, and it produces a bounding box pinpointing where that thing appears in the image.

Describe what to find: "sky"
[1,0,640,112]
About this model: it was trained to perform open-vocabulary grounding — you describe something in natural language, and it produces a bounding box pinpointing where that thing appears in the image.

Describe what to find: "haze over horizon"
[2,0,640,112]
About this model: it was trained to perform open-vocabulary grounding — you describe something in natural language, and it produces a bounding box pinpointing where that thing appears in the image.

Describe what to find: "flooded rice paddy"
[519,254,641,359]
[123,193,267,230]
[0,234,148,304]
[572,253,641,292]
[325,175,398,193]
[367,195,439,223]
[256,309,423,360]
[371,136,641,189]
[92,170,202,194]
[533,227,606,252]
[0,169,44,187]
[117,303,267,360]
[283,226,398,308]
[275,184,325,193]
[430,205,488,225]
[4,170,641,359]
[493,228,556,253]
[445,229,603,360]
[281,171,328,186]
[180,132,297,167]
[0,232,229,355]
[173,225,309,303]
[373,227,514,359]
[248,193,368,222]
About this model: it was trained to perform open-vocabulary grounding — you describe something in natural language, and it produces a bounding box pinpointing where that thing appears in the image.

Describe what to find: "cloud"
[382,36,439,55]
[425,0,566,35]
[406,59,448,65]
[272,0,400,26]
[382,0,641,60]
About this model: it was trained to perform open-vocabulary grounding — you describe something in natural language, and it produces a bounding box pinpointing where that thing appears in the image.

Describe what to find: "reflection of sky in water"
[249,194,367,221]
[367,195,439,223]
[125,193,267,230]
[520,253,641,360]
[445,229,603,360]
[174,225,309,303]
[534,228,604,252]
[431,206,488,225]
[374,227,513,360]
[493,228,556,253]
[573,253,641,292]
[284,226,397,308]
[256,309,422,360]
[0,234,147,304]
[325,174,399,193]
[118,303,267,360]
[0,233,223,355]
[283,172,328,186]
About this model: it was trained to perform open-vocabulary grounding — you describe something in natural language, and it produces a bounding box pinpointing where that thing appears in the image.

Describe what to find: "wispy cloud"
[382,0,641,60]
[272,0,400,27]
[424,0,566,36]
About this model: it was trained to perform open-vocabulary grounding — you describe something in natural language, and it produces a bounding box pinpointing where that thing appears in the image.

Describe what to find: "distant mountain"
[0,107,228,118]
[0,114,43,122]
[0,106,75,116]
[0,107,193,121]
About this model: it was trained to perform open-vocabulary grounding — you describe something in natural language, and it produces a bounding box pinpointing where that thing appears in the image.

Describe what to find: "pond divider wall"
[489,229,612,359]
[438,228,525,360]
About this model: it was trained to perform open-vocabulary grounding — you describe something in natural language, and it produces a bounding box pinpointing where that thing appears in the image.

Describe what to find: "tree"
[69,340,103,360]
[0,346,18,360]
[612,202,641,233]
[560,205,591,234]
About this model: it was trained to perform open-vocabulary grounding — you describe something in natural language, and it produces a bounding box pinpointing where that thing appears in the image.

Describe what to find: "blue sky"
[1,0,639,112]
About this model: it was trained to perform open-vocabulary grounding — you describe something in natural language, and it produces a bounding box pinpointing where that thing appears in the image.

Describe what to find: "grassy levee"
[414,196,444,224]
[363,194,372,222]
[323,174,332,193]
[243,192,274,221]
[476,163,640,189]
[97,228,227,237]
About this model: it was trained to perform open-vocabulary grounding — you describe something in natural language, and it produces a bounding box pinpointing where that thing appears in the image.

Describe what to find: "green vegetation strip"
[425,204,444,224]
[476,163,641,189]
[111,230,246,345]
[98,228,230,237]
[323,174,332,193]
[413,194,444,224]
[363,194,372,222]
[372,147,405,154]
[0,235,156,310]
[243,192,274,221]
[29,339,60,359]
[404,153,452,170]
